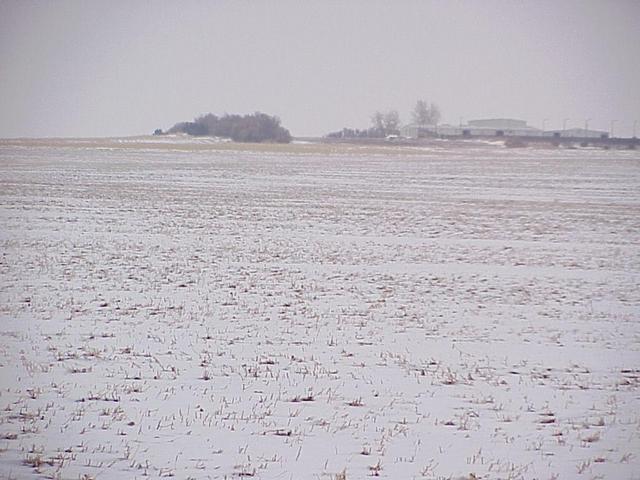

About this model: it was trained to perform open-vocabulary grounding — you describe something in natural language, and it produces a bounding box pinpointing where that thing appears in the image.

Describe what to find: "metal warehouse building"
[401,118,610,140]
[544,128,608,139]
[461,118,544,137]
[402,118,544,138]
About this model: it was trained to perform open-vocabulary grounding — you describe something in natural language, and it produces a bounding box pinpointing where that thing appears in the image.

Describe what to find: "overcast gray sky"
[1,0,639,138]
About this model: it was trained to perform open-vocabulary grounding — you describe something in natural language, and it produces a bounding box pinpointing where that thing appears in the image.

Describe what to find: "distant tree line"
[326,99,441,139]
[326,110,400,139]
[155,112,292,143]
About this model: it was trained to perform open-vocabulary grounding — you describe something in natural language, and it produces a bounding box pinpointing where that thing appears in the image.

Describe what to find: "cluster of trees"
[326,99,441,139]
[156,112,292,143]
[411,100,441,126]
[370,110,401,137]
[326,110,401,139]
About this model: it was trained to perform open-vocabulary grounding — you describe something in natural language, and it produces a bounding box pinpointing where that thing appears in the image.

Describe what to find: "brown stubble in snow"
[0,139,639,479]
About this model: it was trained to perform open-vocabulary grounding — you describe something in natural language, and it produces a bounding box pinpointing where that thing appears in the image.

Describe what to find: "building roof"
[468,118,530,128]
[546,128,607,135]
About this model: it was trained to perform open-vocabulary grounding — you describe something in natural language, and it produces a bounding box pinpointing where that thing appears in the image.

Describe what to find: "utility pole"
[610,120,617,138]
[584,118,591,133]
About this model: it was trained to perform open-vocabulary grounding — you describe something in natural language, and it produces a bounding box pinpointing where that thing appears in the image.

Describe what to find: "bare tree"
[412,100,441,125]
[371,111,385,132]
[371,110,400,136]
[383,110,401,134]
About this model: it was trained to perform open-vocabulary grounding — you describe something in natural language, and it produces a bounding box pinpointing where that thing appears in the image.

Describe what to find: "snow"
[0,139,639,479]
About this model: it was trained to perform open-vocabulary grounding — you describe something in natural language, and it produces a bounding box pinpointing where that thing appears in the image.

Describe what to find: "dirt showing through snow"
[1,140,639,479]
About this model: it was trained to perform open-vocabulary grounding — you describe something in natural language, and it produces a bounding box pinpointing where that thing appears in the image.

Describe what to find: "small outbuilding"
[400,124,438,138]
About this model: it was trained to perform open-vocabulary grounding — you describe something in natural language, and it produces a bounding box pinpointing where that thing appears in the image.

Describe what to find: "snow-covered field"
[1,139,639,479]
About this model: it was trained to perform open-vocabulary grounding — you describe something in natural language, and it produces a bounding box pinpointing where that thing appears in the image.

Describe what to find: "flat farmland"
[1,140,639,479]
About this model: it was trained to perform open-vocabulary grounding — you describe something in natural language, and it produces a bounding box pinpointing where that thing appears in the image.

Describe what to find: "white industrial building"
[544,128,608,139]
[402,118,543,138]
[466,118,544,136]
[437,125,464,136]
[401,118,608,140]
[468,118,526,128]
